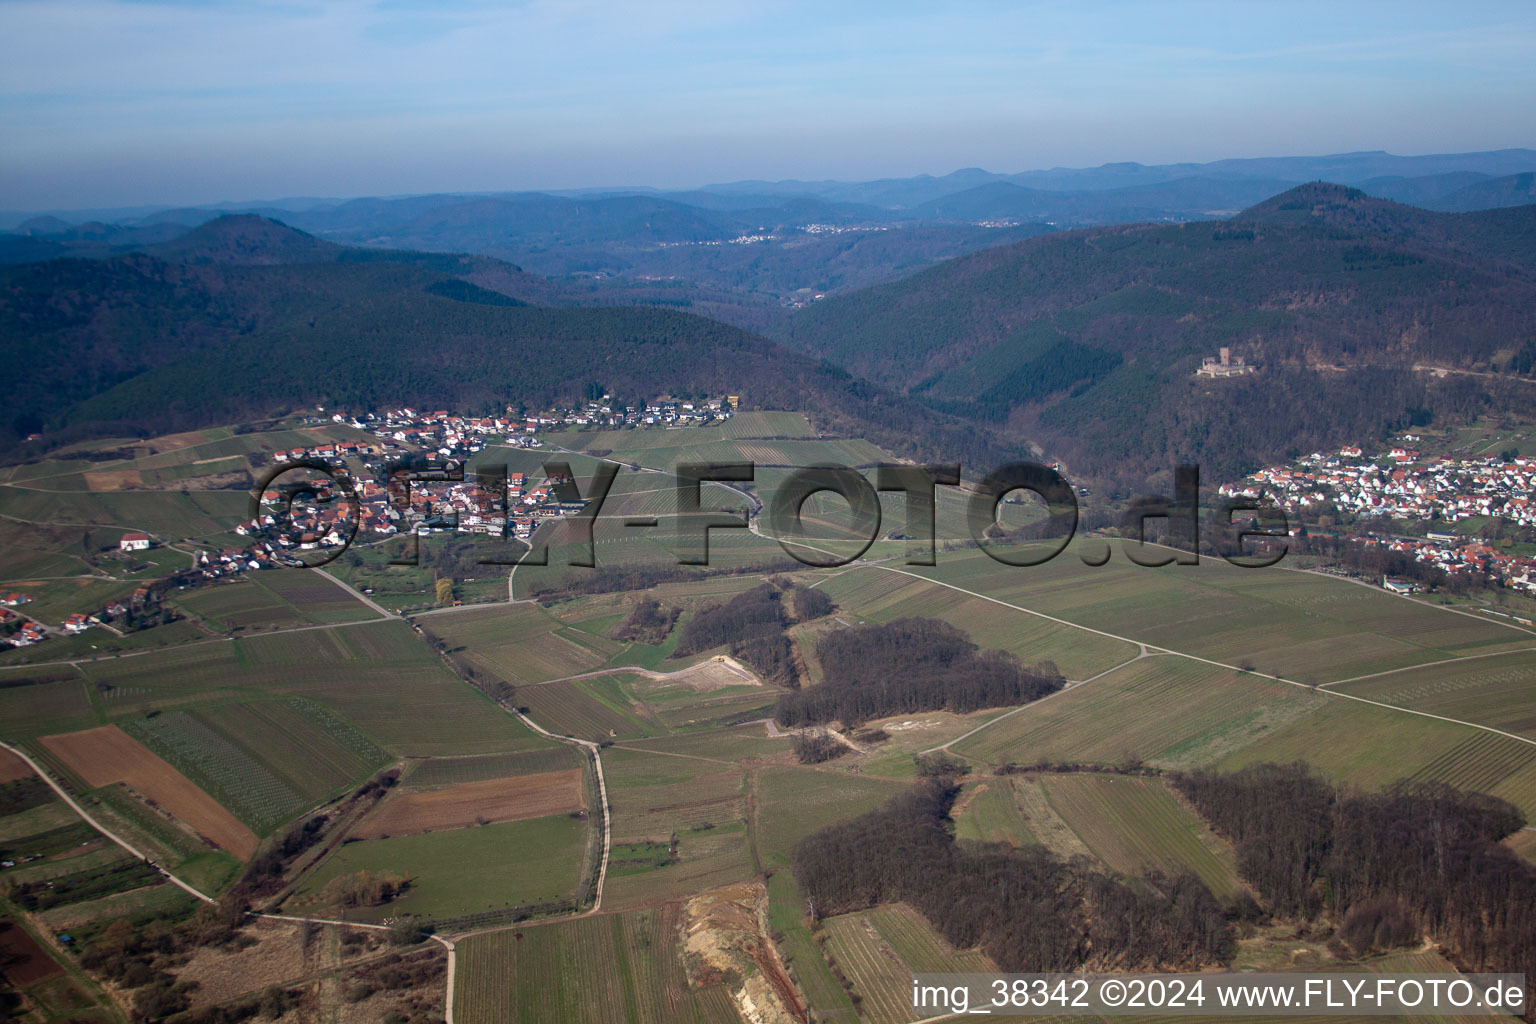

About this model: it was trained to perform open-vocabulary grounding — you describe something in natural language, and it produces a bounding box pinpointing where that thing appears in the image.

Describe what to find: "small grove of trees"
[775,618,1062,728]
[791,732,847,764]
[914,751,971,777]
[606,598,678,644]
[73,897,257,1020]
[319,869,410,909]
[790,586,834,621]
[792,780,1234,971]
[669,582,824,688]
[672,584,786,657]
[1175,763,1536,973]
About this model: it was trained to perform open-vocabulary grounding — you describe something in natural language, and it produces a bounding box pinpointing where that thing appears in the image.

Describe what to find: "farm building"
[120,533,152,551]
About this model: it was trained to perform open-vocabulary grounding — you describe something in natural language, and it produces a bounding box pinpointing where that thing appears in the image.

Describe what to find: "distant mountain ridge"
[5,149,1531,331]
[7,148,1532,232]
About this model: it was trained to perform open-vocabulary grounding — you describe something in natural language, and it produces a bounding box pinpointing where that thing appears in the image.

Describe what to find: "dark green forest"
[780,184,1536,485]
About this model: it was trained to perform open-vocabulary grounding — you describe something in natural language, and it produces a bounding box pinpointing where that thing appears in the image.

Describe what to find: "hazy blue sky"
[3,0,1535,209]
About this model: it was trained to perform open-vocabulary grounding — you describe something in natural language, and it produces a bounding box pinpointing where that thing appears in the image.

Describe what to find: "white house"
[120,533,151,552]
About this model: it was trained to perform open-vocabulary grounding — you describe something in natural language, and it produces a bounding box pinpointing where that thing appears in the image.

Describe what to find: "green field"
[421,603,620,687]
[519,678,661,742]
[755,767,911,868]
[600,821,756,909]
[290,814,586,922]
[597,747,755,907]
[814,566,1137,681]
[123,698,389,834]
[602,747,747,836]
[908,545,1532,685]
[952,775,1089,859]
[766,869,859,1024]
[1038,774,1245,897]
[1332,648,1536,738]
[75,621,546,756]
[173,570,373,631]
[454,906,737,1024]
[951,655,1321,769]
[1219,697,1536,820]
[0,486,249,545]
[0,678,97,739]
[616,722,790,761]
[822,902,996,1024]
[400,747,581,790]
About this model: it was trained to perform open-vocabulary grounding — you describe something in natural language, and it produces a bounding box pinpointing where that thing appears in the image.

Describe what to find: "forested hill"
[0,216,1011,466]
[775,183,1536,486]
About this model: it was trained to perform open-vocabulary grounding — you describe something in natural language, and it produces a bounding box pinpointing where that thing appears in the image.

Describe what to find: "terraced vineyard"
[1040,774,1245,897]
[819,566,1137,680]
[823,904,996,1024]
[952,656,1319,768]
[519,678,658,741]
[1333,648,1536,738]
[1222,698,1536,820]
[124,698,388,833]
[454,906,734,1024]
[400,746,581,789]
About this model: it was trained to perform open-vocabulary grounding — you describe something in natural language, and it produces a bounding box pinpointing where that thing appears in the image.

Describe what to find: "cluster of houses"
[269,439,377,465]
[4,585,163,647]
[239,472,361,561]
[248,397,742,548]
[1220,442,1536,593]
[0,592,44,646]
[371,470,589,541]
[1,609,46,646]
[5,398,745,636]
[320,395,740,448]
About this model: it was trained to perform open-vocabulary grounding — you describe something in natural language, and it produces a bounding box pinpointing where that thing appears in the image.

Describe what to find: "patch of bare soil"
[681,882,806,1024]
[644,659,761,694]
[0,747,31,784]
[0,920,63,986]
[350,769,585,839]
[41,725,257,858]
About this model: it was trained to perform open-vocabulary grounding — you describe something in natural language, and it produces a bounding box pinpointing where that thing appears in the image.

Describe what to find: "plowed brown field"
[352,769,584,839]
[0,747,32,784]
[40,725,257,858]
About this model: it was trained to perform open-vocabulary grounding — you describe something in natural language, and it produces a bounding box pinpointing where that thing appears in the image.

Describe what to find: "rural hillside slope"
[0,216,1013,467]
[776,183,1536,484]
